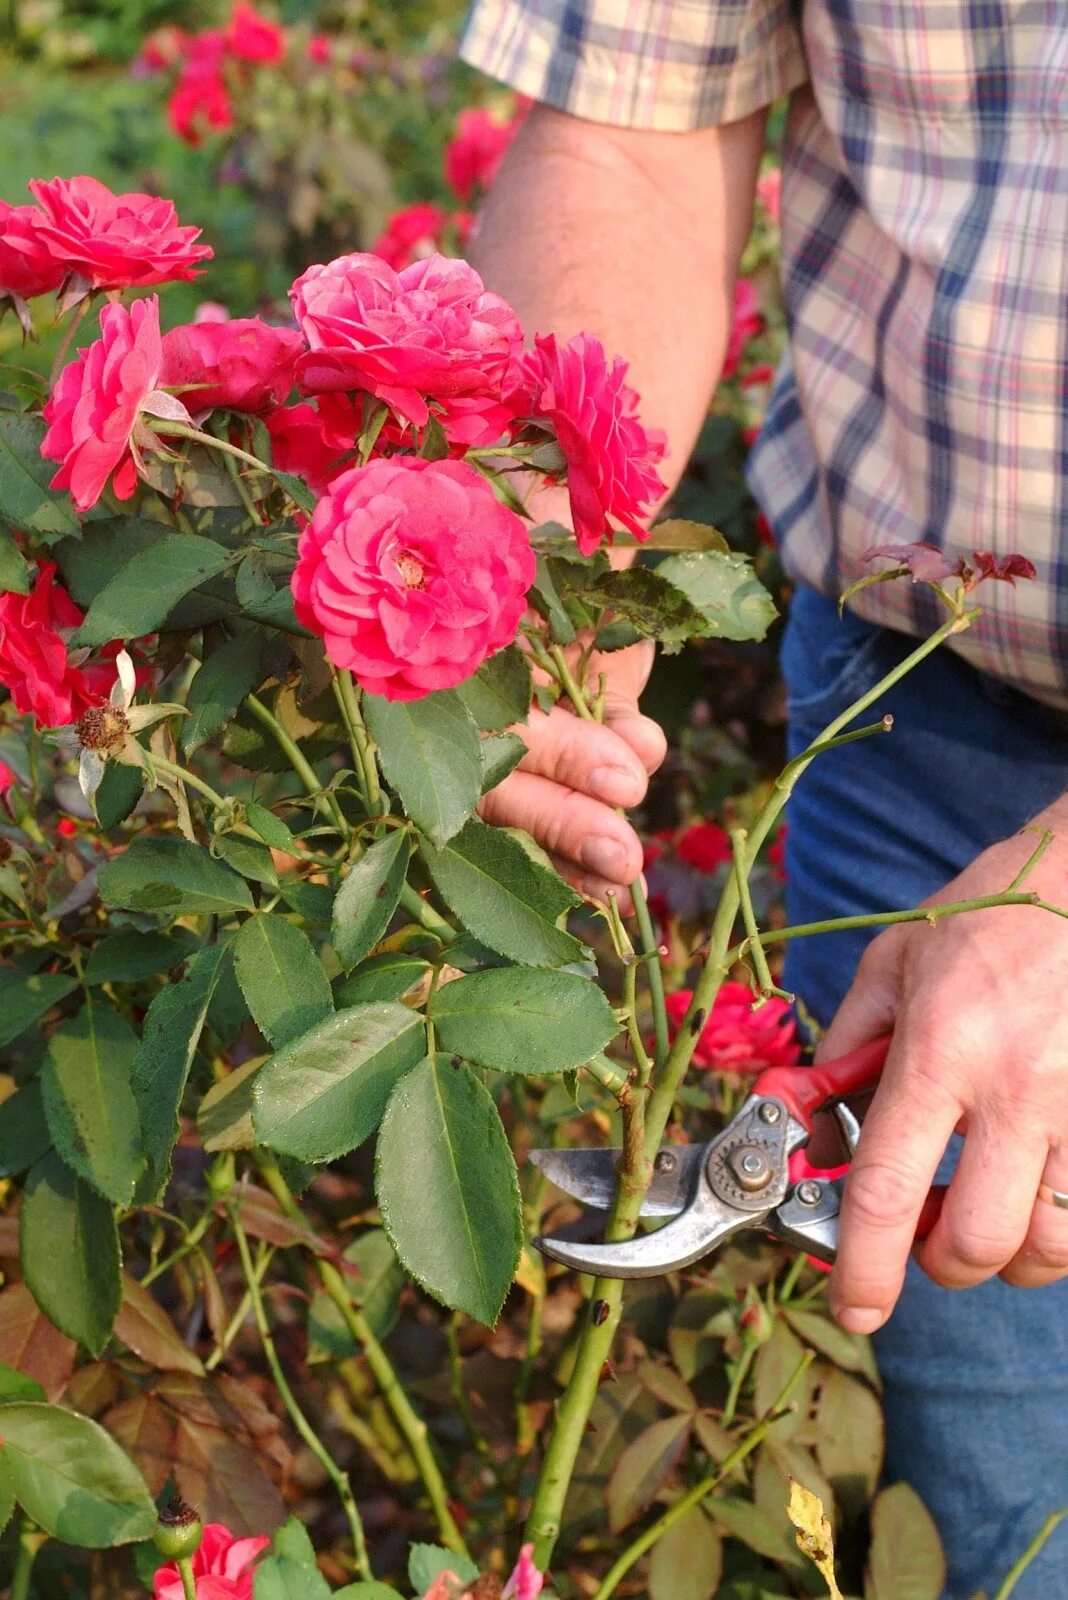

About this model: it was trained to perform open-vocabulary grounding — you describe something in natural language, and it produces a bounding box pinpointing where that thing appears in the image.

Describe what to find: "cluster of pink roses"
[666,983,801,1074]
[135,2,287,146]
[11,175,666,706]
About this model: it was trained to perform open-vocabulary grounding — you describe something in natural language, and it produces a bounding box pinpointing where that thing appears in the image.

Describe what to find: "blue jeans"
[781,587,1068,1599]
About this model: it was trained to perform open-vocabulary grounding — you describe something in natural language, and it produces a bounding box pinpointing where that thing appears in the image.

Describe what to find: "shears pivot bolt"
[729,1144,773,1193]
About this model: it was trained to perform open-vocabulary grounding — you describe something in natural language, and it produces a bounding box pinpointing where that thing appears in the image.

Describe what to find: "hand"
[478,638,666,910]
[816,812,1068,1333]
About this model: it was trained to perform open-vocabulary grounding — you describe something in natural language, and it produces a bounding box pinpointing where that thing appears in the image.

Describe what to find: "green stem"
[154,420,293,495]
[993,1509,1068,1600]
[256,1158,469,1558]
[730,827,788,1000]
[590,1351,815,1600]
[177,1559,197,1600]
[632,880,670,1066]
[331,672,383,820]
[246,692,350,837]
[229,1212,371,1580]
[10,1519,42,1600]
[141,1204,215,1288]
[721,1342,756,1426]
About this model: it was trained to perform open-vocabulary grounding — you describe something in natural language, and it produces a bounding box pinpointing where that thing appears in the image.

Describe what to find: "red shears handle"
[756,1034,947,1243]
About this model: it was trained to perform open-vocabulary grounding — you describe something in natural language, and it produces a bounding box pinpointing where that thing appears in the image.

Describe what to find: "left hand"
[816,811,1068,1334]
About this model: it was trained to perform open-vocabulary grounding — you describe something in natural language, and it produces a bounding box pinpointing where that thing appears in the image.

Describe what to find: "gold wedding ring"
[1037,1183,1068,1209]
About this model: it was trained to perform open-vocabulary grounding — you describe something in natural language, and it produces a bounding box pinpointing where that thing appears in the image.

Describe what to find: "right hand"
[478,639,666,910]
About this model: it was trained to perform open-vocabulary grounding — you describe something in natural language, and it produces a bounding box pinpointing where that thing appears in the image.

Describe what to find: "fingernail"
[587,765,641,804]
[835,1306,886,1335]
[581,836,627,878]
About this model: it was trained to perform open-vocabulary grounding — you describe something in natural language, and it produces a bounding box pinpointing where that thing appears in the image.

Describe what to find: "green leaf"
[529,554,575,644]
[0,1365,46,1403]
[577,566,710,648]
[657,550,777,643]
[0,410,79,540]
[181,634,265,755]
[479,732,526,794]
[71,535,232,647]
[782,1306,879,1382]
[753,1319,811,1442]
[364,691,482,847]
[307,1230,405,1360]
[0,1081,51,1178]
[331,831,410,971]
[84,929,199,988]
[93,761,144,830]
[233,914,333,1049]
[334,953,430,1007]
[866,1483,946,1600]
[0,526,30,594]
[419,817,584,968]
[53,515,168,607]
[213,835,279,888]
[272,470,318,517]
[20,1152,121,1357]
[252,1003,427,1163]
[705,1497,798,1565]
[99,837,255,917]
[0,1467,11,1538]
[334,1587,403,1600]
[429,967,618,1074]
[40,1001,143,1205]
[649,1506,723,1600]
[606,1413,692,1532]
[254,1515,331,1600]
[456,646,532,731]
[130,942,231,1201]
[197,1057,260,1153]
[626,518,729,552]
[814,1367,884,1520]
[245,803,297,852]
[0,971,77,1052]
[0,1401,155,1545]
[408,1544,480,1593]
[375,1054,521,1325]
[279,881,334,924]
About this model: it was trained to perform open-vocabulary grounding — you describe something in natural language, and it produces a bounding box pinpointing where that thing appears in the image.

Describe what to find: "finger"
[1001,1147,1068,1288]
[479,769,644,885]
[547,852,636,915]
[513,706,651,807]
[815,933,905,1064]
[917,1115,1047,1288]
[830,1036,962,1333]
[601,693,668,776]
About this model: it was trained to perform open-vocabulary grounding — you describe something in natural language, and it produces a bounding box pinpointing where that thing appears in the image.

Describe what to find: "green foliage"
[99,838,256,917]
[0,406,80,541]
[331,831,411,971]
[40,1001,143,1204]
[233,914,334,1048]
[20,1151,122,1355]
[428,967,619,1074]
[364,691,483,846]
[0,1402,155,1545]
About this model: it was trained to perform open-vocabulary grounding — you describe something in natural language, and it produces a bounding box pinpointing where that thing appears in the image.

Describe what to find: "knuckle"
[942,1218,1019,1272]
[844,1153,927,1229]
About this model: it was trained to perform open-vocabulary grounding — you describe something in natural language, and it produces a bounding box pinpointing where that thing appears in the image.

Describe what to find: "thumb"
[815,930,905,1063]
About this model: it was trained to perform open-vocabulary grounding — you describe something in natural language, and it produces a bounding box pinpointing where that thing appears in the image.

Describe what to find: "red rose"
[264,396,360,492]
[290,251,523,428]
[28,176,212,290]
[371,203,454,272]
[306,33,332,65]
[162,317,302,416]
[675,821,733,874]
[0,562,114,726]
[722,278,763,380]
[225,1,285,64]
[42,296,182,513]
[132,24,187,73]
[756,168,782,224]
[154,1524,269,1600]
[666,984,800,1073]
[444,104,528,202]
[291,456,535,699]
[520,332,667,556]
[168,54,233,146]
[0,202,66,301]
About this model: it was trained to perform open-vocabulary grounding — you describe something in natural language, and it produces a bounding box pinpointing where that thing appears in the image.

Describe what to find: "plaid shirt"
[460,0,1068,706]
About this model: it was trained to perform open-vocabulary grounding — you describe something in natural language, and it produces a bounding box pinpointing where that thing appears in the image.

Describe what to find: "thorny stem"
[993,1508,1068,1599]
[730,826,789,1001]
[590,1351,816,1600]
[722,1342,758,1428]
[332,671,384,820]
[229,1209,372,1580]
[256,1157,469,1558]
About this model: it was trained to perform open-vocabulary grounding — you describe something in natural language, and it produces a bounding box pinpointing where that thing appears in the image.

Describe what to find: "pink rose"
[42,296,184,513]
[291,456,535,699]
[502,1545,544,1600]
[666,984,801,1073]
[675,821,732,874]
[520,331,667,556]
[371,203,457,272]
[264,394,362,492]
[154,1524,269,1600]
[225,1,285,64]
[290,251,523,427]
[0,562,114,726]
[444,104,528,202]
[722,278,762,380]
[0,202,66,301]
[27,176,212,289]
[306,33,332,65]
[168,57,234,146]
[133,24,187,73]
[162,317,302,416]
[756,167,782,224]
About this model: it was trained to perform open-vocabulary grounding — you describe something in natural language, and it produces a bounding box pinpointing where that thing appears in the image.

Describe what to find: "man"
[458,2,1068,1594]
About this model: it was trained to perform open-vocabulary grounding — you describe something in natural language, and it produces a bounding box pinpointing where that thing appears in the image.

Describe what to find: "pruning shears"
[532,1035,946,1277]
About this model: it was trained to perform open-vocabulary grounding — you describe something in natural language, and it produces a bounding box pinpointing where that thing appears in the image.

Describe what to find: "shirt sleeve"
[458,0,808,132]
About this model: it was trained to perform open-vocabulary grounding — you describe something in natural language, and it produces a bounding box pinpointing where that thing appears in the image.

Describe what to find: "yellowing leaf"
[787,1479,843,1600]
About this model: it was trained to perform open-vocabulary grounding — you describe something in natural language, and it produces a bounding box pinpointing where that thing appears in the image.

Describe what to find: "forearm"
[469,103,767,503]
